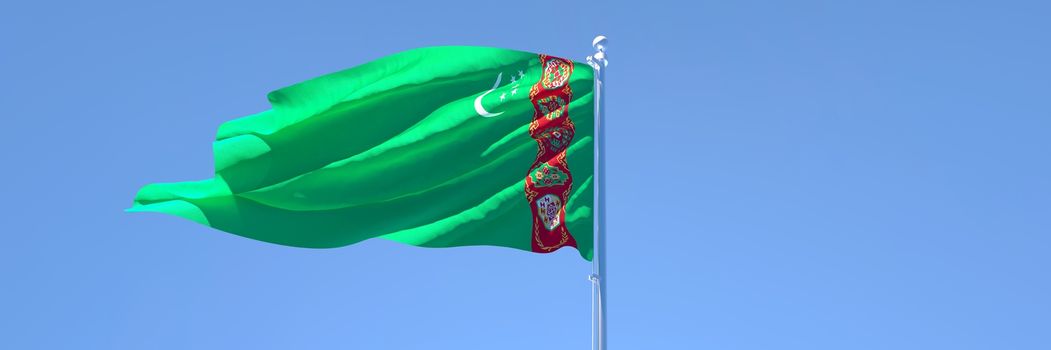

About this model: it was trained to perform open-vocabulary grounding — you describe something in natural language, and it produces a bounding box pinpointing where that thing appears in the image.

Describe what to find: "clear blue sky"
[2,1,1049,349]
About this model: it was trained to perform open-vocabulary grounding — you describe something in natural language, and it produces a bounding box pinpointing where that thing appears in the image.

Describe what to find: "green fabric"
[130,46,595,260]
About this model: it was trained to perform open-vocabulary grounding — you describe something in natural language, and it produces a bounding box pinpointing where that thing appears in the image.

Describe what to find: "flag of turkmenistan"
[130,46,595,260]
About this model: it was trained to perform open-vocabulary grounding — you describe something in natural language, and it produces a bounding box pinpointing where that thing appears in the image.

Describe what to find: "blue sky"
[2,1,1049,349]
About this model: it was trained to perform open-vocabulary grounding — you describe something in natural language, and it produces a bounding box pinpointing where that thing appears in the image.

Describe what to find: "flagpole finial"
[592,35,608,51]
[587,35,608,69]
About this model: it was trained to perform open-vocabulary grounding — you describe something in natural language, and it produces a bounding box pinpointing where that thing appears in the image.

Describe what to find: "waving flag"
[131,46,595,260]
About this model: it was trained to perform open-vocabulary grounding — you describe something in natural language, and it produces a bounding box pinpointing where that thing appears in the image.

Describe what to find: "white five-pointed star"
[511,87,519,96]
[499,92,507,101]
[510,76,517,83]
[518,70,525,78]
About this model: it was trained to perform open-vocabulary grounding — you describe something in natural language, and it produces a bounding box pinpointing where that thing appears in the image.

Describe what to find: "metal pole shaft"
[587,35,608,350]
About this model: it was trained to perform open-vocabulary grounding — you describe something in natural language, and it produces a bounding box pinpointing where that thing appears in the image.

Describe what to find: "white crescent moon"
[474,73,504,118]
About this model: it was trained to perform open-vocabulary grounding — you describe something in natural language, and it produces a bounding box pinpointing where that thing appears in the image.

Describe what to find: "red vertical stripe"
[525,54,578,253]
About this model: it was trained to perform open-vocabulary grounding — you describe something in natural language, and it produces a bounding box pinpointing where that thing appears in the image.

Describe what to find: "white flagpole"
[587,35,608,350]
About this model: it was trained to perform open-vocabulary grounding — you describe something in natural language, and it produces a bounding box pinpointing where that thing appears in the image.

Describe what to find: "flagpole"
[587,35,608,350]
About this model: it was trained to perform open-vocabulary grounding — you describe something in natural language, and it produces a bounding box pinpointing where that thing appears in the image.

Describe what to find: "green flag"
[130,46,595,260]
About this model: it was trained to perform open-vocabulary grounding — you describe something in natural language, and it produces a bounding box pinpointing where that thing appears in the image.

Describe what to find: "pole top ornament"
[587,35,608,69]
